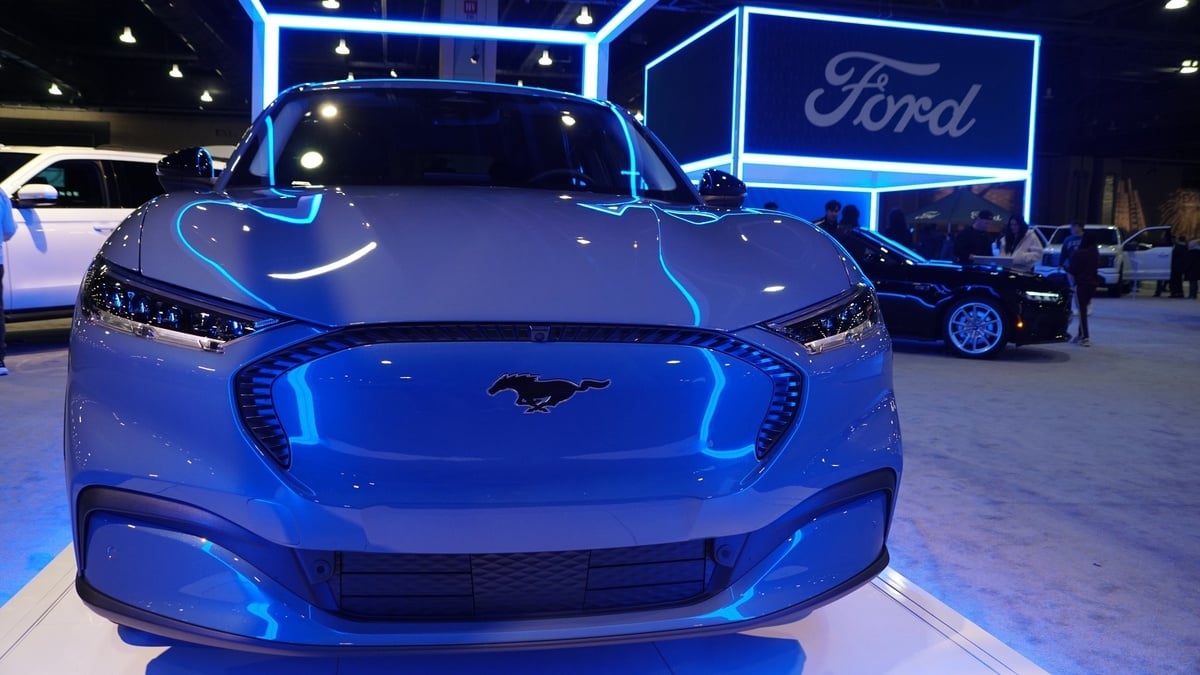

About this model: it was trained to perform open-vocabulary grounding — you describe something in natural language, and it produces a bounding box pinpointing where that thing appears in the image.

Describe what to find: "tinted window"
[227,88,695,203]
[109,159,163,207]
[32,160,105,207]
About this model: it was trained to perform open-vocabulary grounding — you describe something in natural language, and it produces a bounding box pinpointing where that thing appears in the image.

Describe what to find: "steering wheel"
[527,168,594,188]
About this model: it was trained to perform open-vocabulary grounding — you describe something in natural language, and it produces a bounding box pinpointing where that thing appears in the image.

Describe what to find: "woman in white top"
[995,214,1044,272]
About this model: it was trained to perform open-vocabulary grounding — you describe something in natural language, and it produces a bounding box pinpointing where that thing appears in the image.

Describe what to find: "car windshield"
[845,228,928,264]
[224,87,695,203]
[0,152,36,182]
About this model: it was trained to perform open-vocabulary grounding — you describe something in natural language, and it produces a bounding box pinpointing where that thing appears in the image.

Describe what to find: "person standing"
[1168,235,1188,298]
[1187,239,1200,300]
[1,187,18,376]
[837,204,861,236]
[882,208,911,245]
[953,210,995,264]
[812,199,841,233]
[1066,230,1101,346]
[995,214,1044,272]
[1058,221,1084,274]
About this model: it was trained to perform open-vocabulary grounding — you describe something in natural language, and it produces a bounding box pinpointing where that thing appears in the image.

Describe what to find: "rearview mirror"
[157,147,217,193]
[15,183,59,206]
[699,169,745,209]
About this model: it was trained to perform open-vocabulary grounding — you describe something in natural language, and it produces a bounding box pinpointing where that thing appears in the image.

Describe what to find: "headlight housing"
[79,261,281,352]
[762,285,881,354]
[1022,290,1063,303]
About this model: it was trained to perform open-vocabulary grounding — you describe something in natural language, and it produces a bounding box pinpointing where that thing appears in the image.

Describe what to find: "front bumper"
[66,315,901,652]
[1012,294,1072,346]
[76,471,893,654]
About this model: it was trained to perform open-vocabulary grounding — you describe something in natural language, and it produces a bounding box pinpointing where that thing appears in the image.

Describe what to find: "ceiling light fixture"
[1164,0,1188,9]
[200,90,213,102]
[470,50,479,65]
[538,49,553,66]
[1181,59,1199,74]
[335,38,350,55]
[347,71,355,80]
[389,68,398,77]
[119,27,136,44]
[169,64,183,78]
[322,0,341,8]
[576,7,594,25]
[48,83,63,96]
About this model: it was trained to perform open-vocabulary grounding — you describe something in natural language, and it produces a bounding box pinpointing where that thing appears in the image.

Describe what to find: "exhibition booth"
[0,3,1052,673]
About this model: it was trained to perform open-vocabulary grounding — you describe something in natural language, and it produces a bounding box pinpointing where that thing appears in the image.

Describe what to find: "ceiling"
[1,0,1197,161]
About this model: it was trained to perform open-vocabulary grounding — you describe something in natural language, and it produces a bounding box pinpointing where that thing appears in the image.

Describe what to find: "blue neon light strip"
[269,14,594,44]
[741,153,1029,178]
[744,6,1040,42]
[248,1,661,112]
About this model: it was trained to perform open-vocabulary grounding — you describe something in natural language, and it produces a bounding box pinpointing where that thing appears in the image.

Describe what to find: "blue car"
[65,79,902,653]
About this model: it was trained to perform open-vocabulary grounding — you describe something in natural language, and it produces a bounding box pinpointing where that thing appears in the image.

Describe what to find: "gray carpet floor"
[2,286,1197,674]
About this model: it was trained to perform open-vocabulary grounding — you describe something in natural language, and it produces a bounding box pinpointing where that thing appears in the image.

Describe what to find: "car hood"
[130,187,855,329]
[919,259,1060,288]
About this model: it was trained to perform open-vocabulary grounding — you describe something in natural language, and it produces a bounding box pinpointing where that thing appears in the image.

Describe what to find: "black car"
[834,228,1071,358]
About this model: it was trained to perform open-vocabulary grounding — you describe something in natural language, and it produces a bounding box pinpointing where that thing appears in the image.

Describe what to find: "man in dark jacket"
[1169,236,1188,298]
[953,210,996,264]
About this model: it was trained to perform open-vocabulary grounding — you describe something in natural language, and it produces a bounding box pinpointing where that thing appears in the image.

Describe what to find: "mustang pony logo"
[487,374,610,413]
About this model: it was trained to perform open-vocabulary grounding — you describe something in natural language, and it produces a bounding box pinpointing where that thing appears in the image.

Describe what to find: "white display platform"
[0,546,1047,674]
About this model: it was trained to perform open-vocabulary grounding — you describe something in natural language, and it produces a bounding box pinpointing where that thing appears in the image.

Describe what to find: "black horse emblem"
[487,374,610,413]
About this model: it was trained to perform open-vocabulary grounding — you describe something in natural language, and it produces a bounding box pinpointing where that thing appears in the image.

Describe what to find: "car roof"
[0,145,162,160]
[278,78,603,108]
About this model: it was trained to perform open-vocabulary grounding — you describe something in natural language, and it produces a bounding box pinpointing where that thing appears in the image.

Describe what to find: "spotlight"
[322,0,341,8]
[335,39,350,55]
[1181,59,1199,74]
[48,83,63,96]
[576,7,594,25]
[168,64,183,78]
[1164,0,1188,9]
[538,49,553,67]
[200,90,213,103]
[119,27,136,44]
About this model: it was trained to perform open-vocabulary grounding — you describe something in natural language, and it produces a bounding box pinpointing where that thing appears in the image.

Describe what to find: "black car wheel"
[943,298,1008,358]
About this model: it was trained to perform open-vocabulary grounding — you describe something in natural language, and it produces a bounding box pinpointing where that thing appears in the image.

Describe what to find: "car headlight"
[79,261,281,352]
[1022,290,1063,303]
[762,285,880,354]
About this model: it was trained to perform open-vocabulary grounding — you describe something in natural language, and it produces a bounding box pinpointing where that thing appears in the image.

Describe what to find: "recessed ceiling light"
[119,27,136,44]
[322,0,341,8]
[576,7,594,25]
[200,90,213,103]
[168,64,183,78]
[538,49,553,67]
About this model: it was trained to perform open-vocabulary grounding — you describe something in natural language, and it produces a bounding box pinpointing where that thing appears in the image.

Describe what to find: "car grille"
[236,323,804,468]
[336,539,721,619]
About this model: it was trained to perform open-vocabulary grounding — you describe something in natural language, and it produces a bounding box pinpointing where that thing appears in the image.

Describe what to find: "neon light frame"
[648,6,1041,228]
[237,0,657,113]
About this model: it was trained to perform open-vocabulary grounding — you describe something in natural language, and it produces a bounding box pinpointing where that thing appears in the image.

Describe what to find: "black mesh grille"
[236,323,804,468]
[336,540,715,620]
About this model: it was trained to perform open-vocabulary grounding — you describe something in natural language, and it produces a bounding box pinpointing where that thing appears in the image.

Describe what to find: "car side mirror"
[15,183,59,206]
[698,169,745,209]
[157,147,217,193]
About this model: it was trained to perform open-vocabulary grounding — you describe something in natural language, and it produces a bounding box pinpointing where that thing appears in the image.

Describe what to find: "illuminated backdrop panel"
[744,13,1035,169]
